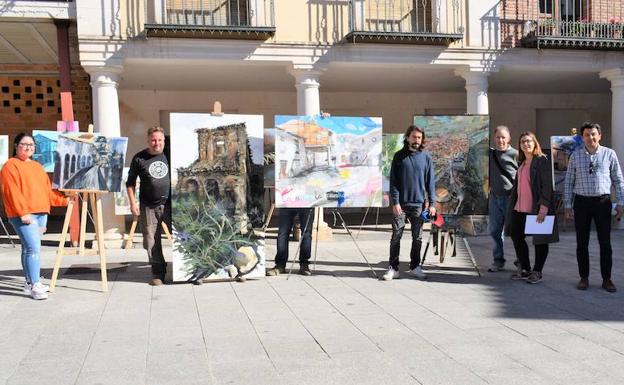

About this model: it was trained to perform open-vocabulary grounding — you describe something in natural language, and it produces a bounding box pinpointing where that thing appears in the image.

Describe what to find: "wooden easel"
[50,125,109,292]
[50,191,108,292]
[124,218,172,249]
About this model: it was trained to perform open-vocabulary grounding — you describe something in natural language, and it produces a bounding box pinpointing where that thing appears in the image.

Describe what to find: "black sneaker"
[527,271,543,284]
[511,269,531,280]
[299,264,312,276]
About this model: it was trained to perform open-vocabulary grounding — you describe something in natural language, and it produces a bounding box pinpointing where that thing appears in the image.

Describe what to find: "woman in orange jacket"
[1,133,68,300]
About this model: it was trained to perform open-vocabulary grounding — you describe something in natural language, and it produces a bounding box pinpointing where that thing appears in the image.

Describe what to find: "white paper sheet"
[524,215,555,235]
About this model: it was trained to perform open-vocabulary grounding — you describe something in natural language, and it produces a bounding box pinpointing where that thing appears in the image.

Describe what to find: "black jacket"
[505,154,559,245]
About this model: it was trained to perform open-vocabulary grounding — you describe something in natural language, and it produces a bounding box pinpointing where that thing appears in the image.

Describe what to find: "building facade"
[2,0,623,230]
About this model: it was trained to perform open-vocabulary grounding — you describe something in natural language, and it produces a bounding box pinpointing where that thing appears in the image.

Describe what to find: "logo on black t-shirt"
[149,161,168,179]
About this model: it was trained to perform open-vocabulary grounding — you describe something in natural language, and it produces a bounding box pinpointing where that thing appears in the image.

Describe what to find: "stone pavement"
[0,226,623,385]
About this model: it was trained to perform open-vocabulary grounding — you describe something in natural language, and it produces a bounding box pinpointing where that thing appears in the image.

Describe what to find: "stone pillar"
[600,68,624,229]
[292,69,332,240]
[455,68,489,115]
[87,66,125,245]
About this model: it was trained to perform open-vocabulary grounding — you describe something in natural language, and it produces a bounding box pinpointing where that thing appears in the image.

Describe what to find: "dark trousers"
[509,210,549,272]
[573,195,613,280]
[275,208,315,267]
[140,204,170,279]
[389,207,424,270]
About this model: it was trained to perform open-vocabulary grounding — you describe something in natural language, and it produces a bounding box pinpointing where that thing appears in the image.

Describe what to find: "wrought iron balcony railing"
[517,0,624,49]
[144,0,275,40]
[346,0,463,44]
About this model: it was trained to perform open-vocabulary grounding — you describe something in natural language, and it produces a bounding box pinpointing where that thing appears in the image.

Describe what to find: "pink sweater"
[514,159,533,213]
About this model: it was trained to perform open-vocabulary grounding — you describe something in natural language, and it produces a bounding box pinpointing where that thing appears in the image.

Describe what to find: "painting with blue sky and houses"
[275,115,383,208]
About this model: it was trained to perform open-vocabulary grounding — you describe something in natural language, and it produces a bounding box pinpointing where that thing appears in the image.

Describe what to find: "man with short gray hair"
[488,125,518,272]
[127,126,171,286]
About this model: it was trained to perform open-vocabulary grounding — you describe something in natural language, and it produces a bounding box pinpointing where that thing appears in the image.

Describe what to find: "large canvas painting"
[114,167,140,216]
[53,135,128,192]
[551,135,583,193]
[274,115,383,208]
[0,135,8,168]
[33,130,74,172]
[410,115,489,215]
[170,113,265,282]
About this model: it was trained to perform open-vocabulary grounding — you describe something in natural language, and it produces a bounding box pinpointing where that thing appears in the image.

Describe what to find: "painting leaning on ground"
[169,113,266,283]
[274,115,383,208]
[53,135,128,192]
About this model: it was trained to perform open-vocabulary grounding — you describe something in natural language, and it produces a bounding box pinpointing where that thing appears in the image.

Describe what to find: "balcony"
[345,0,464,45]
[144,0,275,40]
[504,0,624,50]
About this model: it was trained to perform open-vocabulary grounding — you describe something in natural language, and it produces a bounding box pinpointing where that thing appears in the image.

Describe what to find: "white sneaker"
[23,281,49,295]
[30,282,49,300]
[407,266,427,279]
[382,267,400,281]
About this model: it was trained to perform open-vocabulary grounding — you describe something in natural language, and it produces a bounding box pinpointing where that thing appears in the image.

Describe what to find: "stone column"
[600,68,624,229]
[87,66,126,245]
[455,68,489,115]
[292,69,332,240]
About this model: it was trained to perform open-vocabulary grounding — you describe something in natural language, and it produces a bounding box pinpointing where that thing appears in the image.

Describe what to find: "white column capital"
[454,68,490,87]
[291,69,322,87]
[85,66,122,88]
[599,68,624,85]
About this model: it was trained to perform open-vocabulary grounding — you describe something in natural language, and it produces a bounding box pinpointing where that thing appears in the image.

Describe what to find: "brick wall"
[0,24,91,154]
[499,0,624,48]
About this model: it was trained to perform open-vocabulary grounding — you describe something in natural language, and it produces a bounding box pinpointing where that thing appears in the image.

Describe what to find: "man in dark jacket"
[383,125,436,280]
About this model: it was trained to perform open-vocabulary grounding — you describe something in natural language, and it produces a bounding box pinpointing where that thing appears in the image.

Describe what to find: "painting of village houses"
[551,135,584,193]
[274,115,383,208]
[170,113,265,283]
[53,135,128,192]
[412,115,490,215]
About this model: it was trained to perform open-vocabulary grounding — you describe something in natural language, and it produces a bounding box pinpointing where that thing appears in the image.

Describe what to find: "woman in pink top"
[505,132,559,284]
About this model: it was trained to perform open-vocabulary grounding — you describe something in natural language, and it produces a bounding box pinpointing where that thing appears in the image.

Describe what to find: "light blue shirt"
[564,145,624,208]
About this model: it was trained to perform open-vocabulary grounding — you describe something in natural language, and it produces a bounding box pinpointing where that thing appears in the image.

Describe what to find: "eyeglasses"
[589,154,597,175]
[520,138,534,144]
[18,143,35,148]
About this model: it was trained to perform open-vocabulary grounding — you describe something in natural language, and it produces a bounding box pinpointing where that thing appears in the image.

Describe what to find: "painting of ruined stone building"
[170,113,265,283]
[275,115,383,208]
[53,135,128,192]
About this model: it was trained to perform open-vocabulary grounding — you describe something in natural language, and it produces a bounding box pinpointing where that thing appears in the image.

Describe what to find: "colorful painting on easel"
[114,167,140,216]
[170,113,265,283]
[33,130,79,172]
[53,135,128,192]
[0,135,8,168]
[412,115,490,215]
[551,135,583,193]
[274,115,383,208]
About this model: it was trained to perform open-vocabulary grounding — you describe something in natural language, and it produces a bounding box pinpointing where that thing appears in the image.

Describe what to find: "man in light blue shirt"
[564,122,624,293]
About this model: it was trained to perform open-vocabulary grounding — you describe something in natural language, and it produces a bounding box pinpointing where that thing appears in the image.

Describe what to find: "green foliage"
[172,194,255,277]
[382,135,401,177]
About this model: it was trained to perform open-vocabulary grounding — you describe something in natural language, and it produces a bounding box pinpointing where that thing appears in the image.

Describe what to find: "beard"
[408,142,421,151]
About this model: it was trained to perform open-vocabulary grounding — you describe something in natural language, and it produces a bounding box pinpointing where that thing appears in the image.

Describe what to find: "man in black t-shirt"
[126,126,170,286]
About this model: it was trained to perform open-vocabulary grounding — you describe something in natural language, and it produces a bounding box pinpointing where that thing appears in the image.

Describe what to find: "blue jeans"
[9,214,48,284]
[488,193,510,266]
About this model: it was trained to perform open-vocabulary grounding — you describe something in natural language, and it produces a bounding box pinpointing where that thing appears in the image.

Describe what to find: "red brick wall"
[0,25,91,154]
[499,0,624,47]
